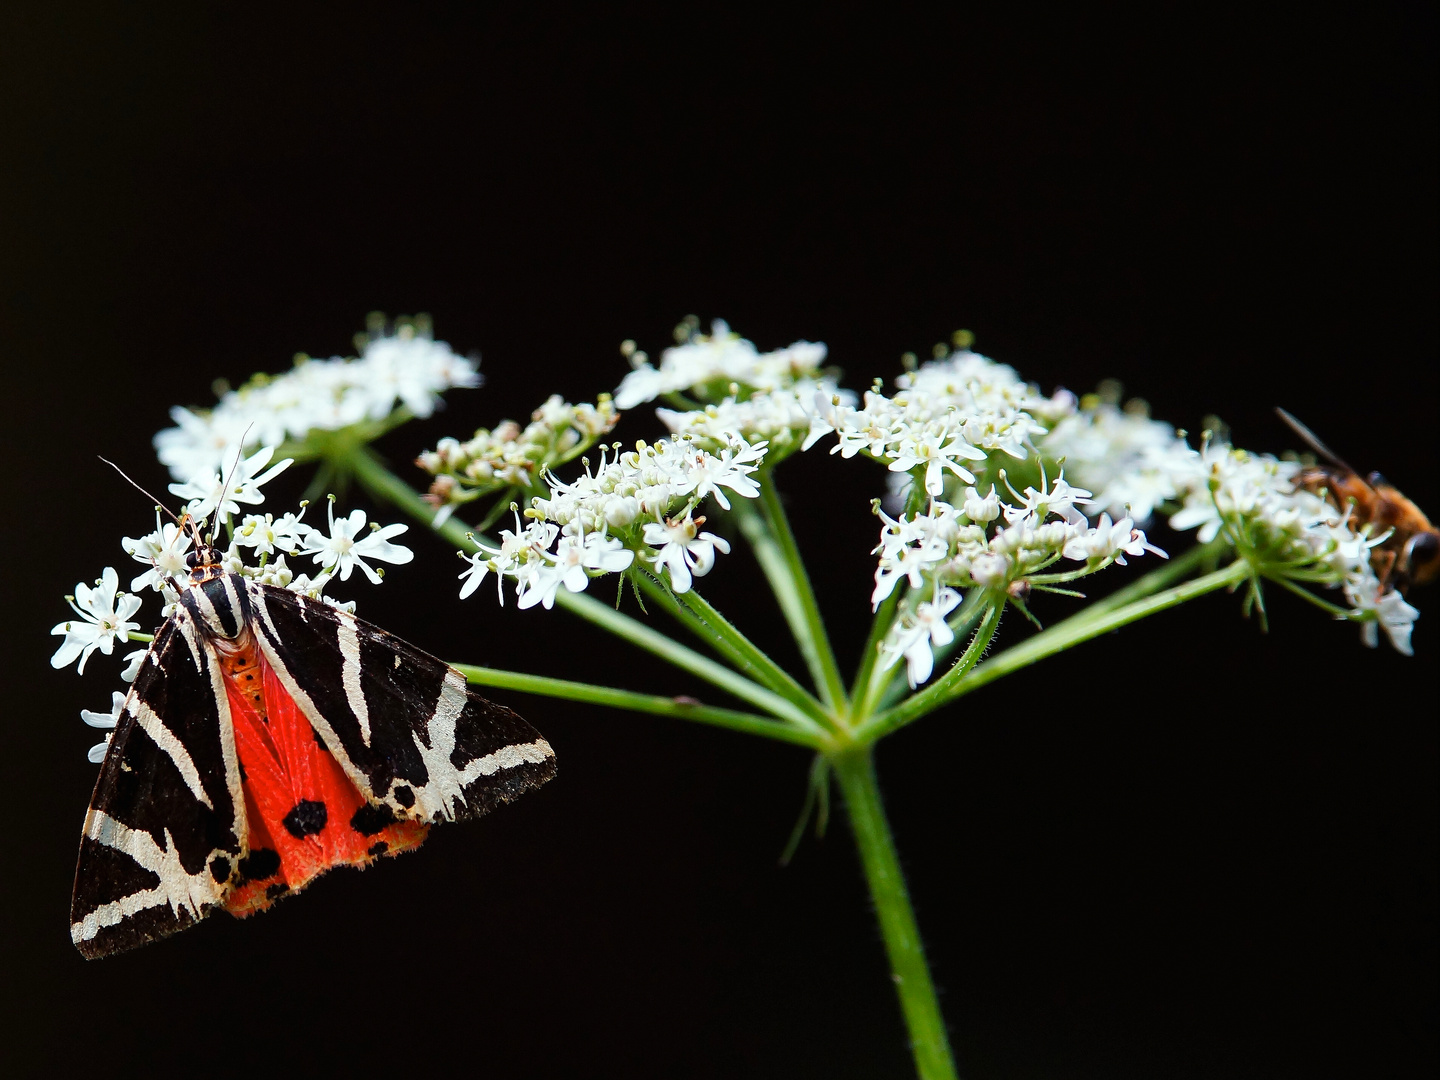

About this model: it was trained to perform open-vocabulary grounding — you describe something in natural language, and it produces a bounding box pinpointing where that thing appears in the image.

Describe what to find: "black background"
[1,6,1434,1078]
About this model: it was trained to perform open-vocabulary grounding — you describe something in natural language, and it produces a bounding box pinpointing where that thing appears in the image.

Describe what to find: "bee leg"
[1370,547,1398,595]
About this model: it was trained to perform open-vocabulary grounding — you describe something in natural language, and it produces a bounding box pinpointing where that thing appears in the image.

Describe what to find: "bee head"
[1403,530,1440,588]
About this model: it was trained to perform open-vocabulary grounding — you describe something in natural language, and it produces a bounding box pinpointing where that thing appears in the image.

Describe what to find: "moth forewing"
[70,564,555,959]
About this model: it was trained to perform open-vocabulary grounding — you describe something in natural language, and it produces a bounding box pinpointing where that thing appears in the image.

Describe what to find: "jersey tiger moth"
[71,547,555,958]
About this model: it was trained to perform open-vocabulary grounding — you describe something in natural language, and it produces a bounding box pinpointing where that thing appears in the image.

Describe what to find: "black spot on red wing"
[238,848,281,881]
[367,841,389,857]
[209,855,232,883]
[265,883,289,900]
[350,802,396,836]
[392,785,415,809]
[312,726,329,752]
[282,800,328,838]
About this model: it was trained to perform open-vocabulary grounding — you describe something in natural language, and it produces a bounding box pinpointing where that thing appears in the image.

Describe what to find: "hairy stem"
[832,748,958,1080]
[736,483,849,710]
[848,586,901,721]
[451,664,823,748]
[634,571,836,729]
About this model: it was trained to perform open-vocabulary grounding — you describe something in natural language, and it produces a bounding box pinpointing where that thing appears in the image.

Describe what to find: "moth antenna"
[1275,407,1358,474]
[99,457,183,524]
[209,426,256,539]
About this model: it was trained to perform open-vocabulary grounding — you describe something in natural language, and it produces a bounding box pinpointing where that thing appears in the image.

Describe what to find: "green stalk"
[451,664,823,748]
[738,482,849,710]
[853,602,1002,743]
[864,539,1225,717]
[1078,536,1228,620]
[847,586,901,721]
[832,748,958,1080]
[348,447,820,732]
[634,571,836,729]
[868,589,992,716]
[859,559,1249,740]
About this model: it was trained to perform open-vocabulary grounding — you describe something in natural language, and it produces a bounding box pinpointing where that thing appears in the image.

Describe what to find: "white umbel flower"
[614,319,828,409]
[122,513,194,592]
[1042,402,1198,522]
[51,568,143,674]
[154,318,480,481]
[879,587,963,688]
[81,690,127,730]
[233,510,312,557]
[302,501,414,584]
[642,516,731,593]
[1357,588,1421,656]
[167,445,292,522]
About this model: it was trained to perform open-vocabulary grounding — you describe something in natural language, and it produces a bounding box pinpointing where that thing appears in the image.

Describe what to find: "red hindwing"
[220,640,428,915]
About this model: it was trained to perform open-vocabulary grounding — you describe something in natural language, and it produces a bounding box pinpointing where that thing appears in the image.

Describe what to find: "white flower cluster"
[154,317,480,482]
[616,319,850,463]
[1039,399,1421,654]
[416,394,621,525]
[614,318,830,408]
[53,445,414,762]
[809,350,1078,497]
[871,470,1166,687]
[1169,441,1419,654]
[1041,401,1199,523]
[458,433,768,608]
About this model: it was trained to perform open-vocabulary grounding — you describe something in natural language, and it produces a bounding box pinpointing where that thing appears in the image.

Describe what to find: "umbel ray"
[71,486,555,959]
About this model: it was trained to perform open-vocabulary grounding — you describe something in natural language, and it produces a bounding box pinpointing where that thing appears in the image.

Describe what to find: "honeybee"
[1277,408,1440,595]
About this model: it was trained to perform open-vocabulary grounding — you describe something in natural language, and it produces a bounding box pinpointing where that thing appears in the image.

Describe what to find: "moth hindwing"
[70,566,555,958]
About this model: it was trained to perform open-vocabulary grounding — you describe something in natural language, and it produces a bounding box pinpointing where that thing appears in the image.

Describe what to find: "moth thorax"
[183,571,251,639]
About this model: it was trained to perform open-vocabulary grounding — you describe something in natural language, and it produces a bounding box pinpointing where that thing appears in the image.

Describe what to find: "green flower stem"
[633,571,836,729]
[1268,573,1355,618]
[1079,536,1229,620]
[851,601,1004,744]
[127,632,155,643]
[348,447,821,733]
[732,500,812,645]
[552,591,828,732]
[451,664,824,749]
[871,589,992,715]
[861,540,1227,721]
[847,586,901,720]
[831,747,958,1080]
[739,481,849,711]
[860,559,1250,741]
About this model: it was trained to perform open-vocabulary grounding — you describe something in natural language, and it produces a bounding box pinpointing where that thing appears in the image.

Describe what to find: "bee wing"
[1275,407,1363,478]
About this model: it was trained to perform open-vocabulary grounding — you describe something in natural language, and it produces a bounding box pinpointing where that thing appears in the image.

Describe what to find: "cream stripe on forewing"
[407,672,553,820]
[406,668,469,820]
[71,884,170,944]
[219,572,243,622]
[457,739,555,785]
[129,697,213,809]
[72,810,220,943]
[187,580,227,637]
[432,666,468,752]
[245,583,377,800]
[334,609,372,746]
[203,628,248,847]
